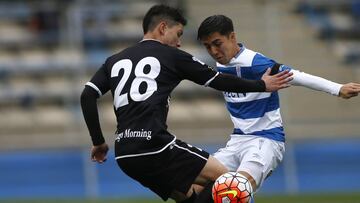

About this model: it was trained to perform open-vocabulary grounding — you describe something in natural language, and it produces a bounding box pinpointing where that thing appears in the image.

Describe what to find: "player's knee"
[200,156,228,181]
[238,171,257,191]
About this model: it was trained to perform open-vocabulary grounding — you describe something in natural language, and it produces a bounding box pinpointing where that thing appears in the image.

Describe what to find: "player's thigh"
[193,155,228,186]
[213,139,241,171]
[238,137,285,188]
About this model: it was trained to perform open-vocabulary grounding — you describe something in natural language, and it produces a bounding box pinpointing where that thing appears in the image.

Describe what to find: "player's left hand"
[339,83,360,99]
[91,143,109,163]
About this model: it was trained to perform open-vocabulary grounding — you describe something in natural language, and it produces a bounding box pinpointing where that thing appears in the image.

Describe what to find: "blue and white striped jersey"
[217,44,291,142]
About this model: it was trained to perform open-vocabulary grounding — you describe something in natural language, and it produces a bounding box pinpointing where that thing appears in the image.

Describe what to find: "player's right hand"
[91,143,109,164]
[261,68,293,92]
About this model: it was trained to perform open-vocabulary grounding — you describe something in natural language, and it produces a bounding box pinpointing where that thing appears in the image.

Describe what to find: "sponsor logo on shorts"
[116,129,152,141]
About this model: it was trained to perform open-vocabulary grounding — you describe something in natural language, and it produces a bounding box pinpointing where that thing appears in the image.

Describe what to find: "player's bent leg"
[172,184,213,203]
[192,156,228,203]
[237,171,255,203]
[236,138,285,203]
[194,181,214,203]
[236,162,267,203]
[238,171,257,192]
[192,184,204,194]
[193,155,228,185]
[171,188,196,203]
[176,183,214,203]
[176,156,228,203]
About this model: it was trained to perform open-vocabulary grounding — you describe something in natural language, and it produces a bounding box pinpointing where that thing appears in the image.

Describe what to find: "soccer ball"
[212,172,253,203]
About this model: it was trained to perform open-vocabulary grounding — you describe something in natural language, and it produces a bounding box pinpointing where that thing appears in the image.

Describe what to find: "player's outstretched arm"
[261,68,293,92]
[208,68,292,93]
[339,83,360,99]
[286,69,360,97]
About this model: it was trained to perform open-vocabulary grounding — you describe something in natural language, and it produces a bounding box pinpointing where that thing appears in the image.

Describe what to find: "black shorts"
[116,139,209,201]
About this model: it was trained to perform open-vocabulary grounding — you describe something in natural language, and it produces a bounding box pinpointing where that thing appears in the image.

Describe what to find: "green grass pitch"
[1,193,360,203]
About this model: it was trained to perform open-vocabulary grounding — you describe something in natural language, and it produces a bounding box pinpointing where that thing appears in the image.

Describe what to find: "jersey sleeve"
[253,53,341,95]
[173,49,218,85]
[289,69,342,96]
[86,61,111,97]
[251,53,292,77]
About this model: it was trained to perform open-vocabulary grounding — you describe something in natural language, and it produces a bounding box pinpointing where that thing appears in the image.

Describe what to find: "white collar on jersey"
[140,38,163,44]
[225,43,246,66]
[232,43,245,60]
[216,43,247,67]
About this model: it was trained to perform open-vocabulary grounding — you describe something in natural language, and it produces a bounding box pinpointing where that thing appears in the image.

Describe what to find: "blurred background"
[0,0,360,202]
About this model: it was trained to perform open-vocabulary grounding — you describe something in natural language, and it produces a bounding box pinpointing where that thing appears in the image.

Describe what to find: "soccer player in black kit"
[80,4,292,203]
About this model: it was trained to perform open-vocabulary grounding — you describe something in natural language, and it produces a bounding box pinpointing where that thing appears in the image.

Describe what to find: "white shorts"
[213,135,285,190]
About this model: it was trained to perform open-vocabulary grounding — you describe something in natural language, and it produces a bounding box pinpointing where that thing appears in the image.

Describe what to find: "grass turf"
[1,193,360,203]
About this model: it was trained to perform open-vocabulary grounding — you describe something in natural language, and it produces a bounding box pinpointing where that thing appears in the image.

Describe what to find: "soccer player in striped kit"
[197,14,360,203]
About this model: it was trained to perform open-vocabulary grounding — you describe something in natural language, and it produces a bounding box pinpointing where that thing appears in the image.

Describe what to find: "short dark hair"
[142,4,187,34]
[197,15,234,40]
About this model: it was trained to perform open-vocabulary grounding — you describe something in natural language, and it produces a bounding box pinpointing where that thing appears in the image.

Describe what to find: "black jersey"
[87,40,219,158]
